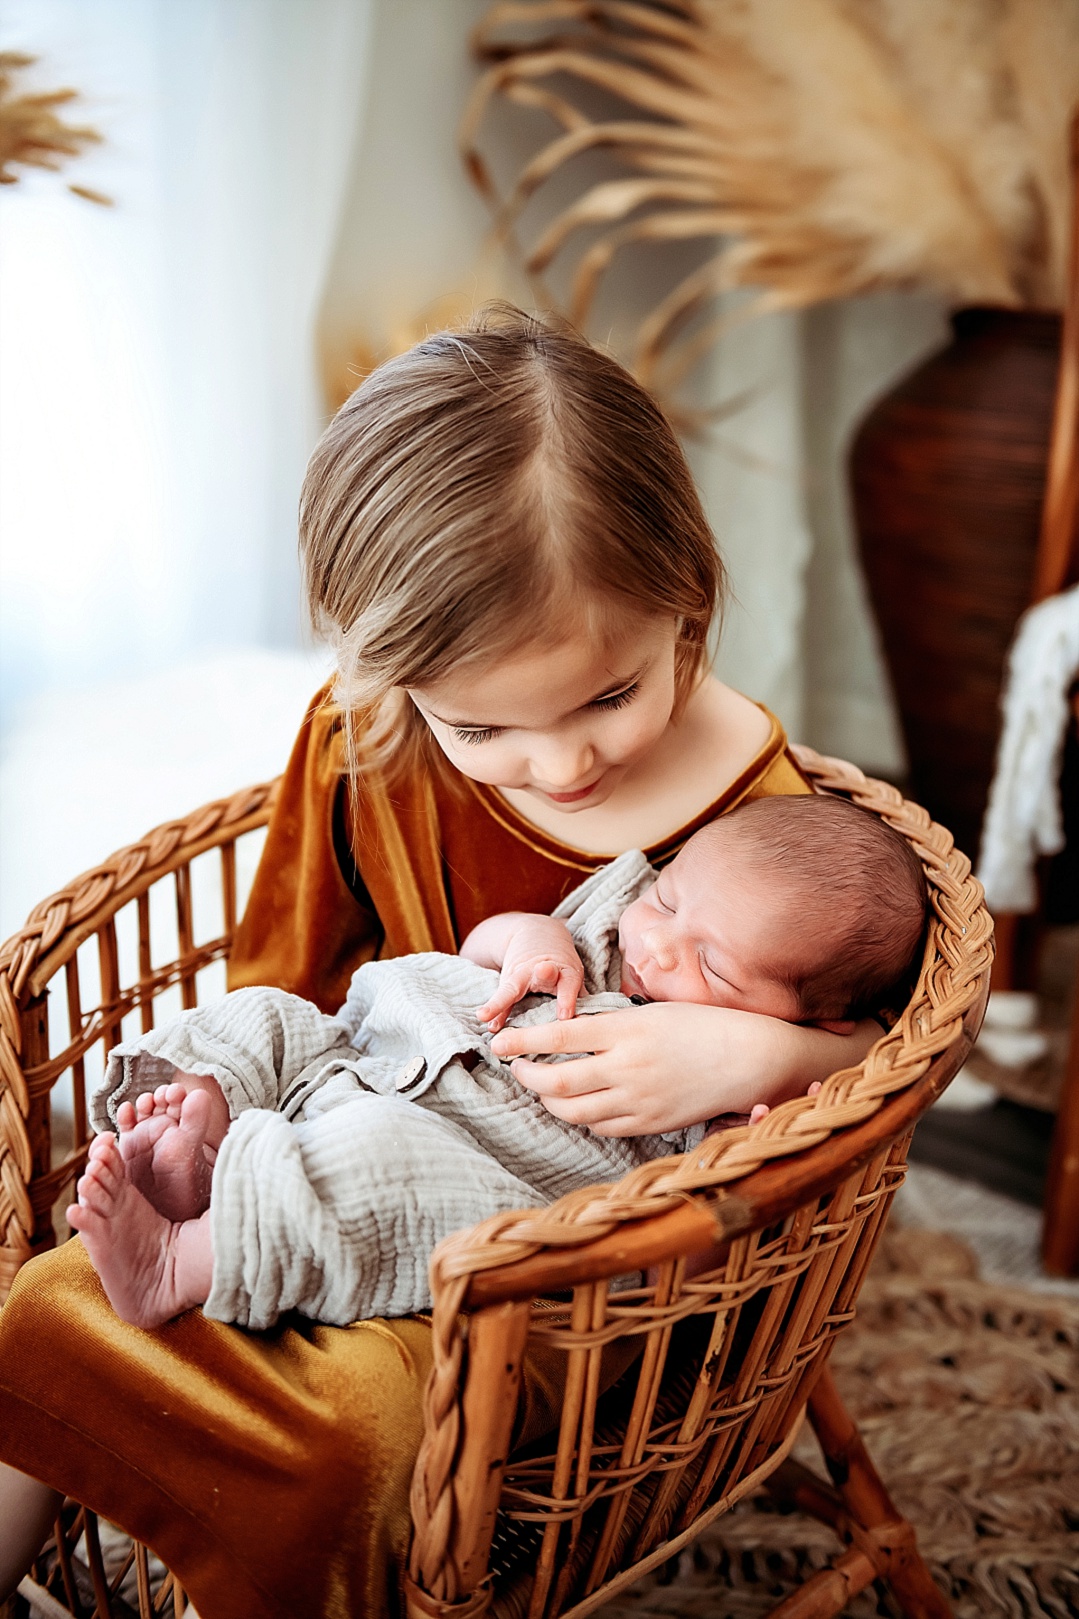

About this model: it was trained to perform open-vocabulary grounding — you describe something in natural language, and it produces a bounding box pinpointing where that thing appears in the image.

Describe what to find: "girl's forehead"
[411,614,676,727]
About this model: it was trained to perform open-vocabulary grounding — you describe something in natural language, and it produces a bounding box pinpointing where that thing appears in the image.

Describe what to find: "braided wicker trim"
[0,780,279,1292]
[408,748,995,1603]
[0,781,279,1004]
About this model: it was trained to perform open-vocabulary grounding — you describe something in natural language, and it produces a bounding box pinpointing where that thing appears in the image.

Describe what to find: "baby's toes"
[87,1131,118,1164]
[116,1100,137,1133]
[77,1160,115,1213]
[179,1087,211,1135]
[134,1092,157,1121]
[93,1135,124,1185]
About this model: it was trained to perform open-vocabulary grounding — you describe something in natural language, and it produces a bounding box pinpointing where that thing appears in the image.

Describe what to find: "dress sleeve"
[228,685,383,1012]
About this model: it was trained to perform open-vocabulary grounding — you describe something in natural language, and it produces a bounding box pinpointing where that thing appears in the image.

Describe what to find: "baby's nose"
[641,923,678,972]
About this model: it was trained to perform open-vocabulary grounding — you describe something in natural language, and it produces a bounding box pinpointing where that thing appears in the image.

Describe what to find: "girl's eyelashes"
[591,679,640,712]
[449,679,640,744]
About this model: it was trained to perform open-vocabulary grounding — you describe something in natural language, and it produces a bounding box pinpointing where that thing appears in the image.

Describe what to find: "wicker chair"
[0,748,993,1619]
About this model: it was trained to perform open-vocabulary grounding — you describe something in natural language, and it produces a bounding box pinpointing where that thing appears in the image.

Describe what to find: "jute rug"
[596,1227,1079,1619]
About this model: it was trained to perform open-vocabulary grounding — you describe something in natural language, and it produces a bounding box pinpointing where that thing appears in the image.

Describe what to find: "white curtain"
[0,0,372,727]
[2,0,944,775]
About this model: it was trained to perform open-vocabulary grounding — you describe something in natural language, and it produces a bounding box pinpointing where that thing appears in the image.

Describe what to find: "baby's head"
[618,795,928,1026]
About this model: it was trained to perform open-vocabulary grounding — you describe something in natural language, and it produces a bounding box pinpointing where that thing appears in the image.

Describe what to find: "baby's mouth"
[620,958,650,1000]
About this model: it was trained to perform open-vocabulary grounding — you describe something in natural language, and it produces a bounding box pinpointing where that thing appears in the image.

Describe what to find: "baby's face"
[617,830,806,1020]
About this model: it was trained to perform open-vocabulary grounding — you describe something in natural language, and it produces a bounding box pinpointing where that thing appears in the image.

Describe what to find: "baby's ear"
[810,1017,858,1035]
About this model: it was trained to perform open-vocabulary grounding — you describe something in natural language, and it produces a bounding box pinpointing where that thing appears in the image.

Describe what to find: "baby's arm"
[461,912,585,1031]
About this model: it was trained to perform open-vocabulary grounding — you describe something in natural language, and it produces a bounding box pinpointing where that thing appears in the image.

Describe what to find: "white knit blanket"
[978,585,1079,911]
[92,851,704,1328]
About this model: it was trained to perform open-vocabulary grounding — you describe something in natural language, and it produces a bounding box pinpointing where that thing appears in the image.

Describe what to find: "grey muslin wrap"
[92,851,704,1328]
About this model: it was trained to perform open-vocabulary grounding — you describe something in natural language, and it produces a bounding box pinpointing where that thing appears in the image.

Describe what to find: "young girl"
[0,307,877,1616]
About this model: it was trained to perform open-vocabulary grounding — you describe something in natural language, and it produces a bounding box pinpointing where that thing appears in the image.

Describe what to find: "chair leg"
[761,1546,884,1619]
[805,1366,952,1619]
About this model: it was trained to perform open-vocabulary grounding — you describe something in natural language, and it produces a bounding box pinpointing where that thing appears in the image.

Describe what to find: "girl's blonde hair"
[301,304,726,781]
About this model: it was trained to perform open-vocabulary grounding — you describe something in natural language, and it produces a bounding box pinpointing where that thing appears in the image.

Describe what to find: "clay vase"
[851,306,1062,863]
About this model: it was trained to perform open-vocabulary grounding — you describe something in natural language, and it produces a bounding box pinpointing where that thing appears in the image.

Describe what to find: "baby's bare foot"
[117,1083,218,1221]
[67,1134,207,1328]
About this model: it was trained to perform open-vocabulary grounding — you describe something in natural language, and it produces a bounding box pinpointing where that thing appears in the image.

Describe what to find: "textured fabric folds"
[92,853,702,1328]
[977,585,1079,912]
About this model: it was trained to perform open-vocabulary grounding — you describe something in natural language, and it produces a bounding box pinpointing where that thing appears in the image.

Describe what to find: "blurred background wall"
[1,0,951,926]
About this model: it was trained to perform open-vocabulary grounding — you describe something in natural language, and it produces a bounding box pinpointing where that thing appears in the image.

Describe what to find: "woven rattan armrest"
[452,1018,984,1315]
[405,749,992,1617]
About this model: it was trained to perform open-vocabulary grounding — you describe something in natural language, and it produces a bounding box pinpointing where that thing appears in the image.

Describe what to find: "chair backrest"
[0,752,993,1619]
[0,781,279,1298]
[404,749,992,1617]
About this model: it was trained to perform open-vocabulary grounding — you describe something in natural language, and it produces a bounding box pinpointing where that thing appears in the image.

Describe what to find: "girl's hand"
[475,916,585,1032]
[489,1004,878,1136]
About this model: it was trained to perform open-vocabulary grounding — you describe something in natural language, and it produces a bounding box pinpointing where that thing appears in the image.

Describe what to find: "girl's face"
[409,613,679,812]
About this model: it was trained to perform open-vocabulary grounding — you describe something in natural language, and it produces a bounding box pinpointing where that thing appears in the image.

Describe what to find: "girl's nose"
[532,735,594,789]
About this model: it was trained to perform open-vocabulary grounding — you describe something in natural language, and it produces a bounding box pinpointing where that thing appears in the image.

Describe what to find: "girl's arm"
[489,1003,879,1136]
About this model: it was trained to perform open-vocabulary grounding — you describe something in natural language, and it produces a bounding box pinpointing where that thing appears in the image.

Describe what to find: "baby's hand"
[476,916,585,1032]
[748,1080,822,1125]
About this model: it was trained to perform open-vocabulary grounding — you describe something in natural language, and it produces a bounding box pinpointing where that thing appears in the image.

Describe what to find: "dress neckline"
[458,706,787,872]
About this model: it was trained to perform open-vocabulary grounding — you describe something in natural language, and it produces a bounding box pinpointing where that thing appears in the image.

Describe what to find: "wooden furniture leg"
[406,1299,531,1617]
[1043,965,1079,1274]
[989,113,1079,1271]
[764,1366,952,1619]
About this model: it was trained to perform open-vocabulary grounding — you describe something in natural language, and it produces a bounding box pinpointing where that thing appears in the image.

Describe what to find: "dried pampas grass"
[0,51,107,202]
[319,269,515,411]
[463,0,1079,406]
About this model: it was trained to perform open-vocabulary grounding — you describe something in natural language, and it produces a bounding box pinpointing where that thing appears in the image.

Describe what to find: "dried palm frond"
[320,288,481,412]
[463,0,1079,409]
[319,271,518,411]
[0,51,107,201]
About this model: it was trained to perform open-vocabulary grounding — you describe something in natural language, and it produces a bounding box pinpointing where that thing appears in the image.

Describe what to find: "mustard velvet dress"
[0,688,810,1619]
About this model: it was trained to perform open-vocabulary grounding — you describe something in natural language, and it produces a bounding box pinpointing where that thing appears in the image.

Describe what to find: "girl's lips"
[541,776,605,805]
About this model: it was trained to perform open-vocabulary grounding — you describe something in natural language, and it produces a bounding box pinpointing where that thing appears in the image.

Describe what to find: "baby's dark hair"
[712,794,929,1022]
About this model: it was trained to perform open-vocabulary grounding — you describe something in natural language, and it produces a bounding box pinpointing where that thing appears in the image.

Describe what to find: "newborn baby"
[69,794,927,1330]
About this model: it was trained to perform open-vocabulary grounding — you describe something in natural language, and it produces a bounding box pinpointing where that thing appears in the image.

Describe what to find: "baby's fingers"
[555,964,585,1020]
[477,973,529,1031]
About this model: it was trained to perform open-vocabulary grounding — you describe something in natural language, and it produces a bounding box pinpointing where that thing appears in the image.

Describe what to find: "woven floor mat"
[595,1228,1079,1619]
